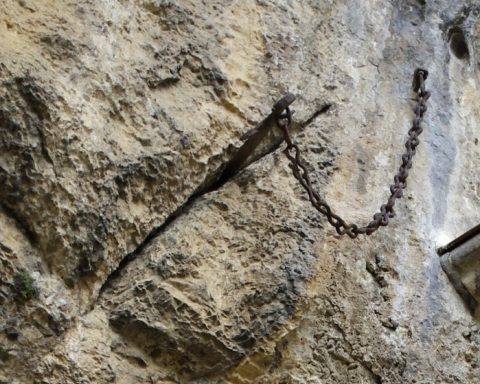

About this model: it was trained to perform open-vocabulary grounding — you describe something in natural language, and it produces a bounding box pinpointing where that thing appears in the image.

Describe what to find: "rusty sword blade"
[218,93,296,184]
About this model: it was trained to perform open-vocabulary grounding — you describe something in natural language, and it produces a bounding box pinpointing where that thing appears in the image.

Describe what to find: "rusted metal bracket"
[438,224,480,315]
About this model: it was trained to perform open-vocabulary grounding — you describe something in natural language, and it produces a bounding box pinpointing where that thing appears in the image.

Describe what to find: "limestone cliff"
[0,1,479,383]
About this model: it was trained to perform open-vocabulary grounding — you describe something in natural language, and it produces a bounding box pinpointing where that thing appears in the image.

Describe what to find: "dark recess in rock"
[449,26,470,60]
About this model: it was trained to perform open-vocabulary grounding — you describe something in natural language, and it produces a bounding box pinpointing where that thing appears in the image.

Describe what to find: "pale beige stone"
[1,1,479,383]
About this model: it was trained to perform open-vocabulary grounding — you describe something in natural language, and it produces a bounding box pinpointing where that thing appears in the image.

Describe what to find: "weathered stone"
[1,0,480,383]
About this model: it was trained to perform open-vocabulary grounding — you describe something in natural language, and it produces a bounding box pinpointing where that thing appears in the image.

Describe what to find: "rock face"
[1,1,480,383]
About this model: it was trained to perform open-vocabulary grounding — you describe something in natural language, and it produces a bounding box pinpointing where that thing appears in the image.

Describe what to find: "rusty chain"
[275,69,430,238]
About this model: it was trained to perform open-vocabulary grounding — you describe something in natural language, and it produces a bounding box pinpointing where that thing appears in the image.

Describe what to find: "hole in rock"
[448,27,469,60]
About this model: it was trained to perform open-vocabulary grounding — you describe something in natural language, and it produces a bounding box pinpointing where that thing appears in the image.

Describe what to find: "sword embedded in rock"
[216,93,296,186]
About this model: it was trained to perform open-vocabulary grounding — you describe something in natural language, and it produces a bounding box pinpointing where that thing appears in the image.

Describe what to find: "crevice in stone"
[300,104,332,130]
[34,124,55,166]
[99,102,332,295]
[14,76,55,166]
[211,102,332,192]
[99,205,181,294]
[0,203,37,246]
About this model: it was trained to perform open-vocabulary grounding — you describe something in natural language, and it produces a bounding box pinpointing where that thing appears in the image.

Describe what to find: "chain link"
[276,69,430,238]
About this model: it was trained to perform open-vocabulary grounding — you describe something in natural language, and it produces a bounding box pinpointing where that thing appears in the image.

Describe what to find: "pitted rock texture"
[0,0,268,292]
[101,145,331,379]
[1,1,480,383]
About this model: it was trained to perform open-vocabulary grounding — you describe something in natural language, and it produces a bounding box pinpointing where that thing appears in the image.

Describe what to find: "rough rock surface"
[1,0,480,383]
